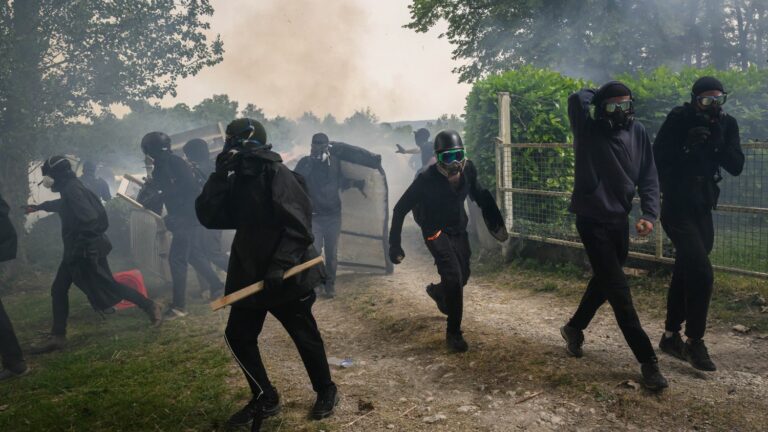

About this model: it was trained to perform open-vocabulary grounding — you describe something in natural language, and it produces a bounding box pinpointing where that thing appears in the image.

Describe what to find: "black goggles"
[437,149,466,164]
[697,93,727,106]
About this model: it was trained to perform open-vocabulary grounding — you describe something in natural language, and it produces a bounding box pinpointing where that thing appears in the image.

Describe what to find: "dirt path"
[248,247,768,432]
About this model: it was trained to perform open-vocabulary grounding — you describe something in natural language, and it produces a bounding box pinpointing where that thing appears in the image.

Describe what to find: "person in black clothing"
[139,132,224,319]
[0,192,28,380]
[182,138,230,273]
[558,82,668,390]
[388,130,508,353]
[654,77,744,372]
[196,118,338,431]
[79,160,111,201]
[396,127,435,171]
[26,156,162,354]
[294,133,361,298]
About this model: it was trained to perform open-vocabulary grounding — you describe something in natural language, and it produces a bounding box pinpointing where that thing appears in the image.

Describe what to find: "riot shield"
[330,142,393,274]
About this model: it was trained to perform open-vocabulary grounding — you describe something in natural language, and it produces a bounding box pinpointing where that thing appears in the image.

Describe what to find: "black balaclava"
[41,156,75,191]
[593,81,634,131]
[183,138,210,164]
[414,128,430,145]
[310,132,330,162]
[82,160,97,176]
[691,76,725,119]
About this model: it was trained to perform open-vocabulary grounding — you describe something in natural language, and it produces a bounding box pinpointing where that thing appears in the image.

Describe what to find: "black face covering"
[604,108,634,131]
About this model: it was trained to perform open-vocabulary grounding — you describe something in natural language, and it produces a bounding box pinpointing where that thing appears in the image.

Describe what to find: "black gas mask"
[601,99,635,131]
[592,81,635,132]
[691,76,727,122]
[224,118,268,153]
[310,133,330,163]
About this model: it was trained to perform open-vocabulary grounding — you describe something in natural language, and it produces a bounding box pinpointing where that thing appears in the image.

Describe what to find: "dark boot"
[261,388,281,418]
[684,339,717,371]
[29,334,66,355]
[446,331,468,353]
[659,332,685,361]
[560,325,584,358]
[641,361,669,391]
[426,284,448,315]
[142,300,164,326]
[0,362,29,381]
[227,397,264,428]
[311,384,339,420]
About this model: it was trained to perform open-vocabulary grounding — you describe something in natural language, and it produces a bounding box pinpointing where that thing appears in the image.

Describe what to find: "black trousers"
[661,206,715,340]
[312,213,341,293]
[0,297,24,369]
[425,230,471,335]
[195,228,230,272]
[51,257,152,336]
[567,217,656,364]
[169,226,223,309]
[224,291,334,397]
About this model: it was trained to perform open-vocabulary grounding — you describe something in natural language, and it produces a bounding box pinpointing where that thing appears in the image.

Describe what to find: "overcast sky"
[163,0,471,122]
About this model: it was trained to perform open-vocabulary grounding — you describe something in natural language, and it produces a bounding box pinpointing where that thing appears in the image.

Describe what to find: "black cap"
[593,81,632,106]
[311,133,329,146]
[433,130,464,153]
[692,76,724,96]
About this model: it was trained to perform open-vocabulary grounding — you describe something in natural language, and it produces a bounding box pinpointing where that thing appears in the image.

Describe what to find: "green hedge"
[465,65,768,192]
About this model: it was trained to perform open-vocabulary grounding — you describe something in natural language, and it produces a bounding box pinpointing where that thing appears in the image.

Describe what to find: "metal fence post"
[498,92,513,231]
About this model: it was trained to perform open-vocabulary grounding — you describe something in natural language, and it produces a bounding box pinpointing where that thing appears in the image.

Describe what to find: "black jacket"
[196,146,323,310]
[0,193,17,263]
[653,103,744,213]
[146,152,200,230]
[389,160,501,248]
[294,155,354,216]
[37,175,112,261]
[568,89,660,222]
[79,173,112,201]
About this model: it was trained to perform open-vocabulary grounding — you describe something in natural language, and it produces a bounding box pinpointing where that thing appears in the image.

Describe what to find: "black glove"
[215,149,241,174]
[683,126,710,156]
[263,265,284,294]
[389,244,405,264]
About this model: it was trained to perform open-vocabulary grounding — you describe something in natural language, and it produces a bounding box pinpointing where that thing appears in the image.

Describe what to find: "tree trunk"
[0,0,45,264]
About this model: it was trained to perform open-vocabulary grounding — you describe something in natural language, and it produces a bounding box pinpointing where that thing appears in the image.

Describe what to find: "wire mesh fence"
[495,141,768,277]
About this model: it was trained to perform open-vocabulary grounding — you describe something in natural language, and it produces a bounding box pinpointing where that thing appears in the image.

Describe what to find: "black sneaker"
[261,390,281,418]
[0,363,29,381]
[321,287,336,299]
[641,362,669,391]
[29,334,66,355]
[227,397,264,428]
[426,284,448,315]
[311,384,339,420]
[684,339,717,371]
[560,325,584,358]
[446,331,469,353]
[659,333,686,361]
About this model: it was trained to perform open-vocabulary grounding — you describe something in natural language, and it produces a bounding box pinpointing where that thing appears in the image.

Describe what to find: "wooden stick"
[345,410,375,427]
[209,256,325,311]
[514,391,544,405]
[116,192,163,221]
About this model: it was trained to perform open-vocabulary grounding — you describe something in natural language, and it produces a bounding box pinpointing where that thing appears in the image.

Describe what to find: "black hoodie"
[567,89,660,222]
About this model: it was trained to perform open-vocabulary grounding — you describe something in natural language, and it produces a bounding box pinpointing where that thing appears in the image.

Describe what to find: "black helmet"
[42,155,73,178]
[183,138,210,163]
[225,118,267,150]
[433,130,464,153]
[415,128,430,143]
[141,132,171,158]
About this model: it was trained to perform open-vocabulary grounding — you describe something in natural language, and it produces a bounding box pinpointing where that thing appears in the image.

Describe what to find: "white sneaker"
[163,308,189,321]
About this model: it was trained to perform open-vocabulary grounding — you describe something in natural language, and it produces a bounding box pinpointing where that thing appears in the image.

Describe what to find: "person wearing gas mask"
[182,138,230,273]
[26,156,163,354]
[294,133,362,299]
[395,127,435,172]
[196,119,338,430]
[138,132,224,319]
[559,82,668,391]
[388,130,508,353]
[654,77,744,372]
[0,191,28,380]
[79,160,111,201]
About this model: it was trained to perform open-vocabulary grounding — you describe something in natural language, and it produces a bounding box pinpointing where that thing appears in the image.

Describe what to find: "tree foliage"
[407,0,768,83]
[0,0,223,257]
